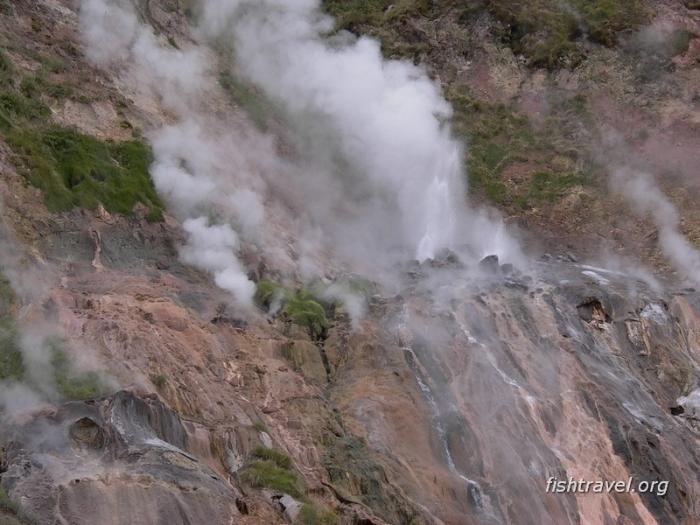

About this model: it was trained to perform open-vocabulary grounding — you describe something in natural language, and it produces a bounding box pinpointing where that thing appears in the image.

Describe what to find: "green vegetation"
[150,373,168,390]
[281,291,328,340]
[251,446,292,469]
[322,0,434,58]
[0,321,23,382]
[522,171,585,205]
[0,275,103,400]
[446,87,589,209]
[324,436,411,522]
[239,460,305,499]
[50,344,104,401]
[297,504,338,525]
[480,0,647,67]
[0,486,34,524]
[254,279,285,310]
[0,276,22,382]
[0,329,104,400]
[219,70,275,131]
[323,0,431,30]
[7,127,163,219]
[254,281,329,339]
[323,0,647,67]
[252,421,268,433]
[0,48,163,220]
[449,90,533,204]
[0,275,14,317]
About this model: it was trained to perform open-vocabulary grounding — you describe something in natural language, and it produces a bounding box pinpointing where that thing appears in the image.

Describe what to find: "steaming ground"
[79,0,525,310]
[611,168,700,285]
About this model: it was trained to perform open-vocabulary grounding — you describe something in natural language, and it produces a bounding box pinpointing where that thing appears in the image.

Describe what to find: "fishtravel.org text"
[546,477,668,497]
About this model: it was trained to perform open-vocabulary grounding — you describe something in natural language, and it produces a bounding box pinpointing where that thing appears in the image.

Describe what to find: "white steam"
[79,0,521,309]
[611,168,700,283]
[198,0,516,263]
[180,217,256,305]
[80,0,258,306]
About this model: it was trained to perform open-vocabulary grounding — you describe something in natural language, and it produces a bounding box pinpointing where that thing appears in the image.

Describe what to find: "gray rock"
[279,494,303,523]
[479,254,500,274]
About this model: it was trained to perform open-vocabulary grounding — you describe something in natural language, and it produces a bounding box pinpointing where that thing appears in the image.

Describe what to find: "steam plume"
[79,0,521,309]
[198,0,518,263]
[611,168,700,283]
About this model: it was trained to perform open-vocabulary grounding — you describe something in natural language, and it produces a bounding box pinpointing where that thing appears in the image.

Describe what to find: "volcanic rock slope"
[0,1,698,525]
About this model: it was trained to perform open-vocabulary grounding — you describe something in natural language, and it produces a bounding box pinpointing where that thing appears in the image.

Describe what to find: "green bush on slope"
[254,281,329,339]
[239,460,305,499]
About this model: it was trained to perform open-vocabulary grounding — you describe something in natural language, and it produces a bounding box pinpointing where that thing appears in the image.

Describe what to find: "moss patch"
[324,436,419,524]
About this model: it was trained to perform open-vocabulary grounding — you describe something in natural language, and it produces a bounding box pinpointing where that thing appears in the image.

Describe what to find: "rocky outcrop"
[1,391,242,525]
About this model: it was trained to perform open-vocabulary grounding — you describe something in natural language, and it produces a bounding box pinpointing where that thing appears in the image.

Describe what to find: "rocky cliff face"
[0,1,699,525]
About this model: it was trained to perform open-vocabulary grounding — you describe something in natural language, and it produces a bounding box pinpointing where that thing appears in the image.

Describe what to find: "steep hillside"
[0,1,698,525]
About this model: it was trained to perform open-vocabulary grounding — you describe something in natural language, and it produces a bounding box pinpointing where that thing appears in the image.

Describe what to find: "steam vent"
[1,1,699,524]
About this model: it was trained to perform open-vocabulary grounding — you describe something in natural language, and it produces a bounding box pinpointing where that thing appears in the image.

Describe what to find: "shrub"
[254,281,329,339]
[150,373,167,389]
[282,292,328,339]
[239,460,305,499]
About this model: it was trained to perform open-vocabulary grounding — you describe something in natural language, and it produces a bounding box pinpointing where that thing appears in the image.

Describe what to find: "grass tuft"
[239,460,305,499]
[251,446,292,469]
[150,373,168,390]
